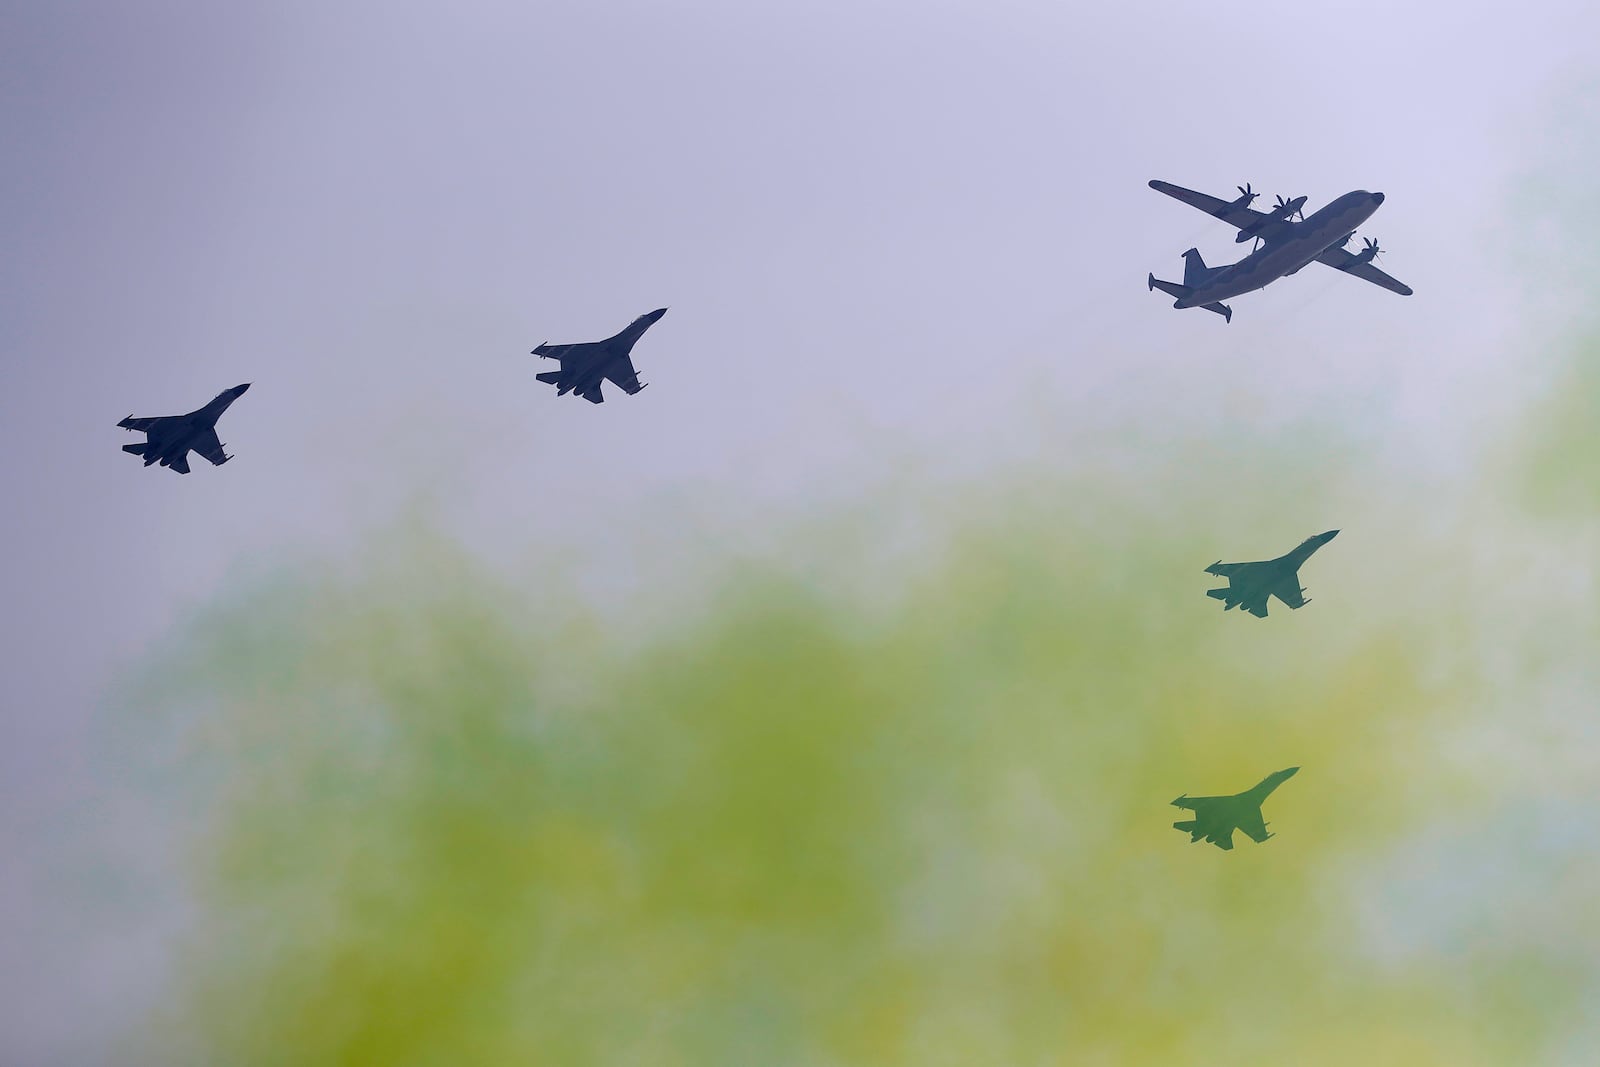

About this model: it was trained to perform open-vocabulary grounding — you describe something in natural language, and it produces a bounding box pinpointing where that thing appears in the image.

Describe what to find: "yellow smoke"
[130,443,1577,1066]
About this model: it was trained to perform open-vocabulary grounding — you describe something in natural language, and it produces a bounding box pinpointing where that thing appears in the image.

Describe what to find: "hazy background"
[4,1,1600,1063]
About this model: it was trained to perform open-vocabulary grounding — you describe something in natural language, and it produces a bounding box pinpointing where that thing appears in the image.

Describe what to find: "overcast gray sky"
[5,1,1599,1062]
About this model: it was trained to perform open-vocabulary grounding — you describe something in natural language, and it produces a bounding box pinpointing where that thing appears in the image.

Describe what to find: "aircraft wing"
[532,341,599,363]
[1206,559,1271,580]
[1313,246,1414,295]
[1149,181,1274,235]
[193,428,229,466]
[1236,807,1270,843]
[603,355,644,395]
[1271,579,1305,610]
[119,415,178,434]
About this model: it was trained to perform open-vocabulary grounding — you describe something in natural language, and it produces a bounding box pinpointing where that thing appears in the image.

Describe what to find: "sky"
[4,1,1600,1063]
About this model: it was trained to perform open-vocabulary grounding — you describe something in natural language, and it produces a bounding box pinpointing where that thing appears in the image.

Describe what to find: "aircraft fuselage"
[1176,191,1385,307]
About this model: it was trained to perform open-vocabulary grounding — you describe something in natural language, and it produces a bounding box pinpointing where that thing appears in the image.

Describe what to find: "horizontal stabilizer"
[535,371,562,386]
[1205,588,1229,601]
[122,442,147,455]
[1148,274,1189,300]
[1201,301,1233,323]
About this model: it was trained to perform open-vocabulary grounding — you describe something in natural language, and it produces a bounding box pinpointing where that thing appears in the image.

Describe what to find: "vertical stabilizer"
[1181,248,1210,287]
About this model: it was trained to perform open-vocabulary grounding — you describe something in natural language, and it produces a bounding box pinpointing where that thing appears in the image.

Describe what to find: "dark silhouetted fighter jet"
[1146,180,1412,321]
[532,308,666,404]
[1205,530,1338,618]
[1172,767,1299,851]
[118,384,250,474]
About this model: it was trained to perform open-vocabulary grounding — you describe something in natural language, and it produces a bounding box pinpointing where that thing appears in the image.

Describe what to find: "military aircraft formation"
[118,177,1406,851]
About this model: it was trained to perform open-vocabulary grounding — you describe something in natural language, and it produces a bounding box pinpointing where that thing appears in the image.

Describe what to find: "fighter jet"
[531,308,666,404]
[1172,767,1299,851]
[1146,180,1412,321]
[118,384,250,474]
[1205,530,1338,618]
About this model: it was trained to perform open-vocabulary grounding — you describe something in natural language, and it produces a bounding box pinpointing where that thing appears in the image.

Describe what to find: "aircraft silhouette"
[1172,767,1299,850]
[1205,530,1338,618]
[1147,180,1412,321]
[532,308,666,403]
[118,384,250,474]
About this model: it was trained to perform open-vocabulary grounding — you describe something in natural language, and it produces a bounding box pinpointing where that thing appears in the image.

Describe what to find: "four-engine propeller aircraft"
[1206,530,1338,618]
[117,384,251,474]
[1147,180,1412,321]
[531,308,667,404]
[1172,767,1299,850]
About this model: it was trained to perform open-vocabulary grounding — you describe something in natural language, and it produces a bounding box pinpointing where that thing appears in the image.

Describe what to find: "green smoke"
[128,438,1588,1066]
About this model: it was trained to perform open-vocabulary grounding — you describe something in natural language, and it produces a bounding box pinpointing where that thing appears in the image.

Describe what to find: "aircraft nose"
[1371,192,1384,204]
[1323,529,1340,540]
[234,383,251,393]
[1282,767,1300,777]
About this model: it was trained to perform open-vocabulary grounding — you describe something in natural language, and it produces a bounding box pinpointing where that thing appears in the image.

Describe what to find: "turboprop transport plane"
[1146,180,1412,321]
[531,308,666,404]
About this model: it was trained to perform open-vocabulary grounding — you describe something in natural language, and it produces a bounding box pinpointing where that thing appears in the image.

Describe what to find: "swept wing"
[603,355,644,395]
[120,415,179,434]
[1271,579,1305,610]
[532,341,601,363]
[1208,559,1273,580]
[1313,245,1413,295]
[1236,807,1270,843]
[193,428,229,466]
